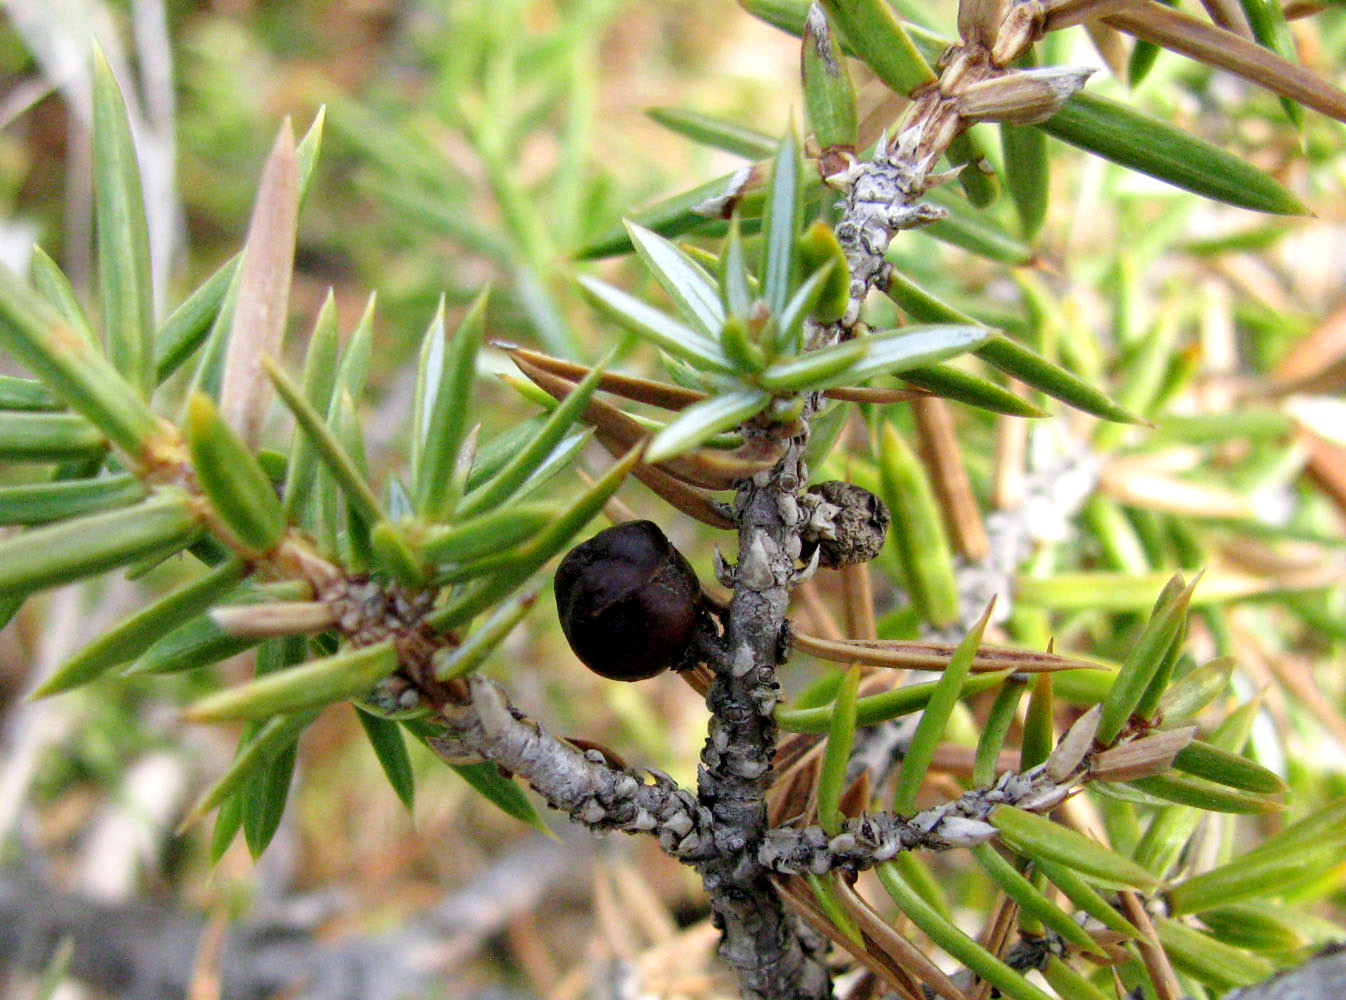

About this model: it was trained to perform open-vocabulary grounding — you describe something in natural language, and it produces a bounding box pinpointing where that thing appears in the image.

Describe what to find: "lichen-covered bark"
[432,677,718,859]
[693,438,832,1000]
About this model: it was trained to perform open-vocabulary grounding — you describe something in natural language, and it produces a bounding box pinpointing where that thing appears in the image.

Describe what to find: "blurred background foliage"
[0,0,1344,998]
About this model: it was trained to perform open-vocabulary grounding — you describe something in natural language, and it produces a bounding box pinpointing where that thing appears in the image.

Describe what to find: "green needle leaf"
[802,4,859,152]
[428,446,641,631]
[128,614,261,676]
[435,587,539,681]
[1168,838,1344,916]
[370,521,428,587]
[1244,797,1346,862]
[898,365,1046,418]
[0,412,106,462]
[776,669,1009,732]
[415,288,489,519]
[946,132,999,208]
[1155,918,1275,992]
[806,872,864,946]
[1196,901,1322,953]
[356,707,416,811]
[876,861,1055,1000]
[921,187,1032,263]
[1041,956,1112,1000]
[761,131,802,320]
[421,502,560,565]
[0,265,164,458]
[1020,672,1054,771]
[179,709,319,832]
[1038,92,1308,215]
[155,255,240,386]
[974,677,1026,787]
[186,393,288,552]
[576,167,768,260]
[721,216,755,318]
[1126,772,1283,813]
[893,602,991,814]
[92,48,155,398]
[646,388,771,462]
[877,419,959,627]
[34,558,247,698]
[880,270,1142,423]
[1238,0,1304,130]
[282,292,341,523]
[450,760,552,835]
[818,665,861,836]
[795,221,849,325]
[187,640,399,722]
[243,736,297,859]
[29,246,96,347]
[295,106,326,209]
[456,358,607,518]
[1001,118,1049,239]
[210,795,243,862]
[1157,655,1233,722]
[762,325,991,392]
[1097,573,1198,744]
[971,843,1107,957]
[819,0,936,96]
[578,275,737,374]
[626,222,725,339]
[0,374,58,410]
[0,490,199,597]
[990,806,1161,890]
[646,107,777,159]
[0,474,144,526]
[240,636,307,858]
[1170,740,1286,795]
[976,336,1143,424]
[264,356,385,525]
[758,338,867,391]
[1033,857,1141,937]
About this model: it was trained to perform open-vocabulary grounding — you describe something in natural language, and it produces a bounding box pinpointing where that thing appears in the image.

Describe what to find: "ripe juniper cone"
[554,520,704,681]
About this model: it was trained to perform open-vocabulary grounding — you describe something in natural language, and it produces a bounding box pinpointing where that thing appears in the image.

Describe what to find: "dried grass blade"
[774,876,931,1000]
[912,397,988,560]
[210,602,339,639]
[1271,301,1346,387]
[1199,0,1255,36]
[841,562,878,641]
[513,353,774,489]
[834,878,969,1000]
[1106,2,1346,122]
[220,121,298,447]
[501,344,708,410]
[791,630,1099,673]
[1119,890,1184,1000]
[593,430,735,529]
[825,386,928,404]
[1084,22,1130,78]
[1044,0,1142,31]
[768,748,820,826]
[970,895,1020,1000]
[1099,461,1258,519]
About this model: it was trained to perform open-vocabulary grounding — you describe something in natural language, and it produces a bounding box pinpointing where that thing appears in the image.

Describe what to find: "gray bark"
[0,833,580,1000]
[432,677,717,859]
[694,444,833,1000]
[1225,944,1346,1000]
